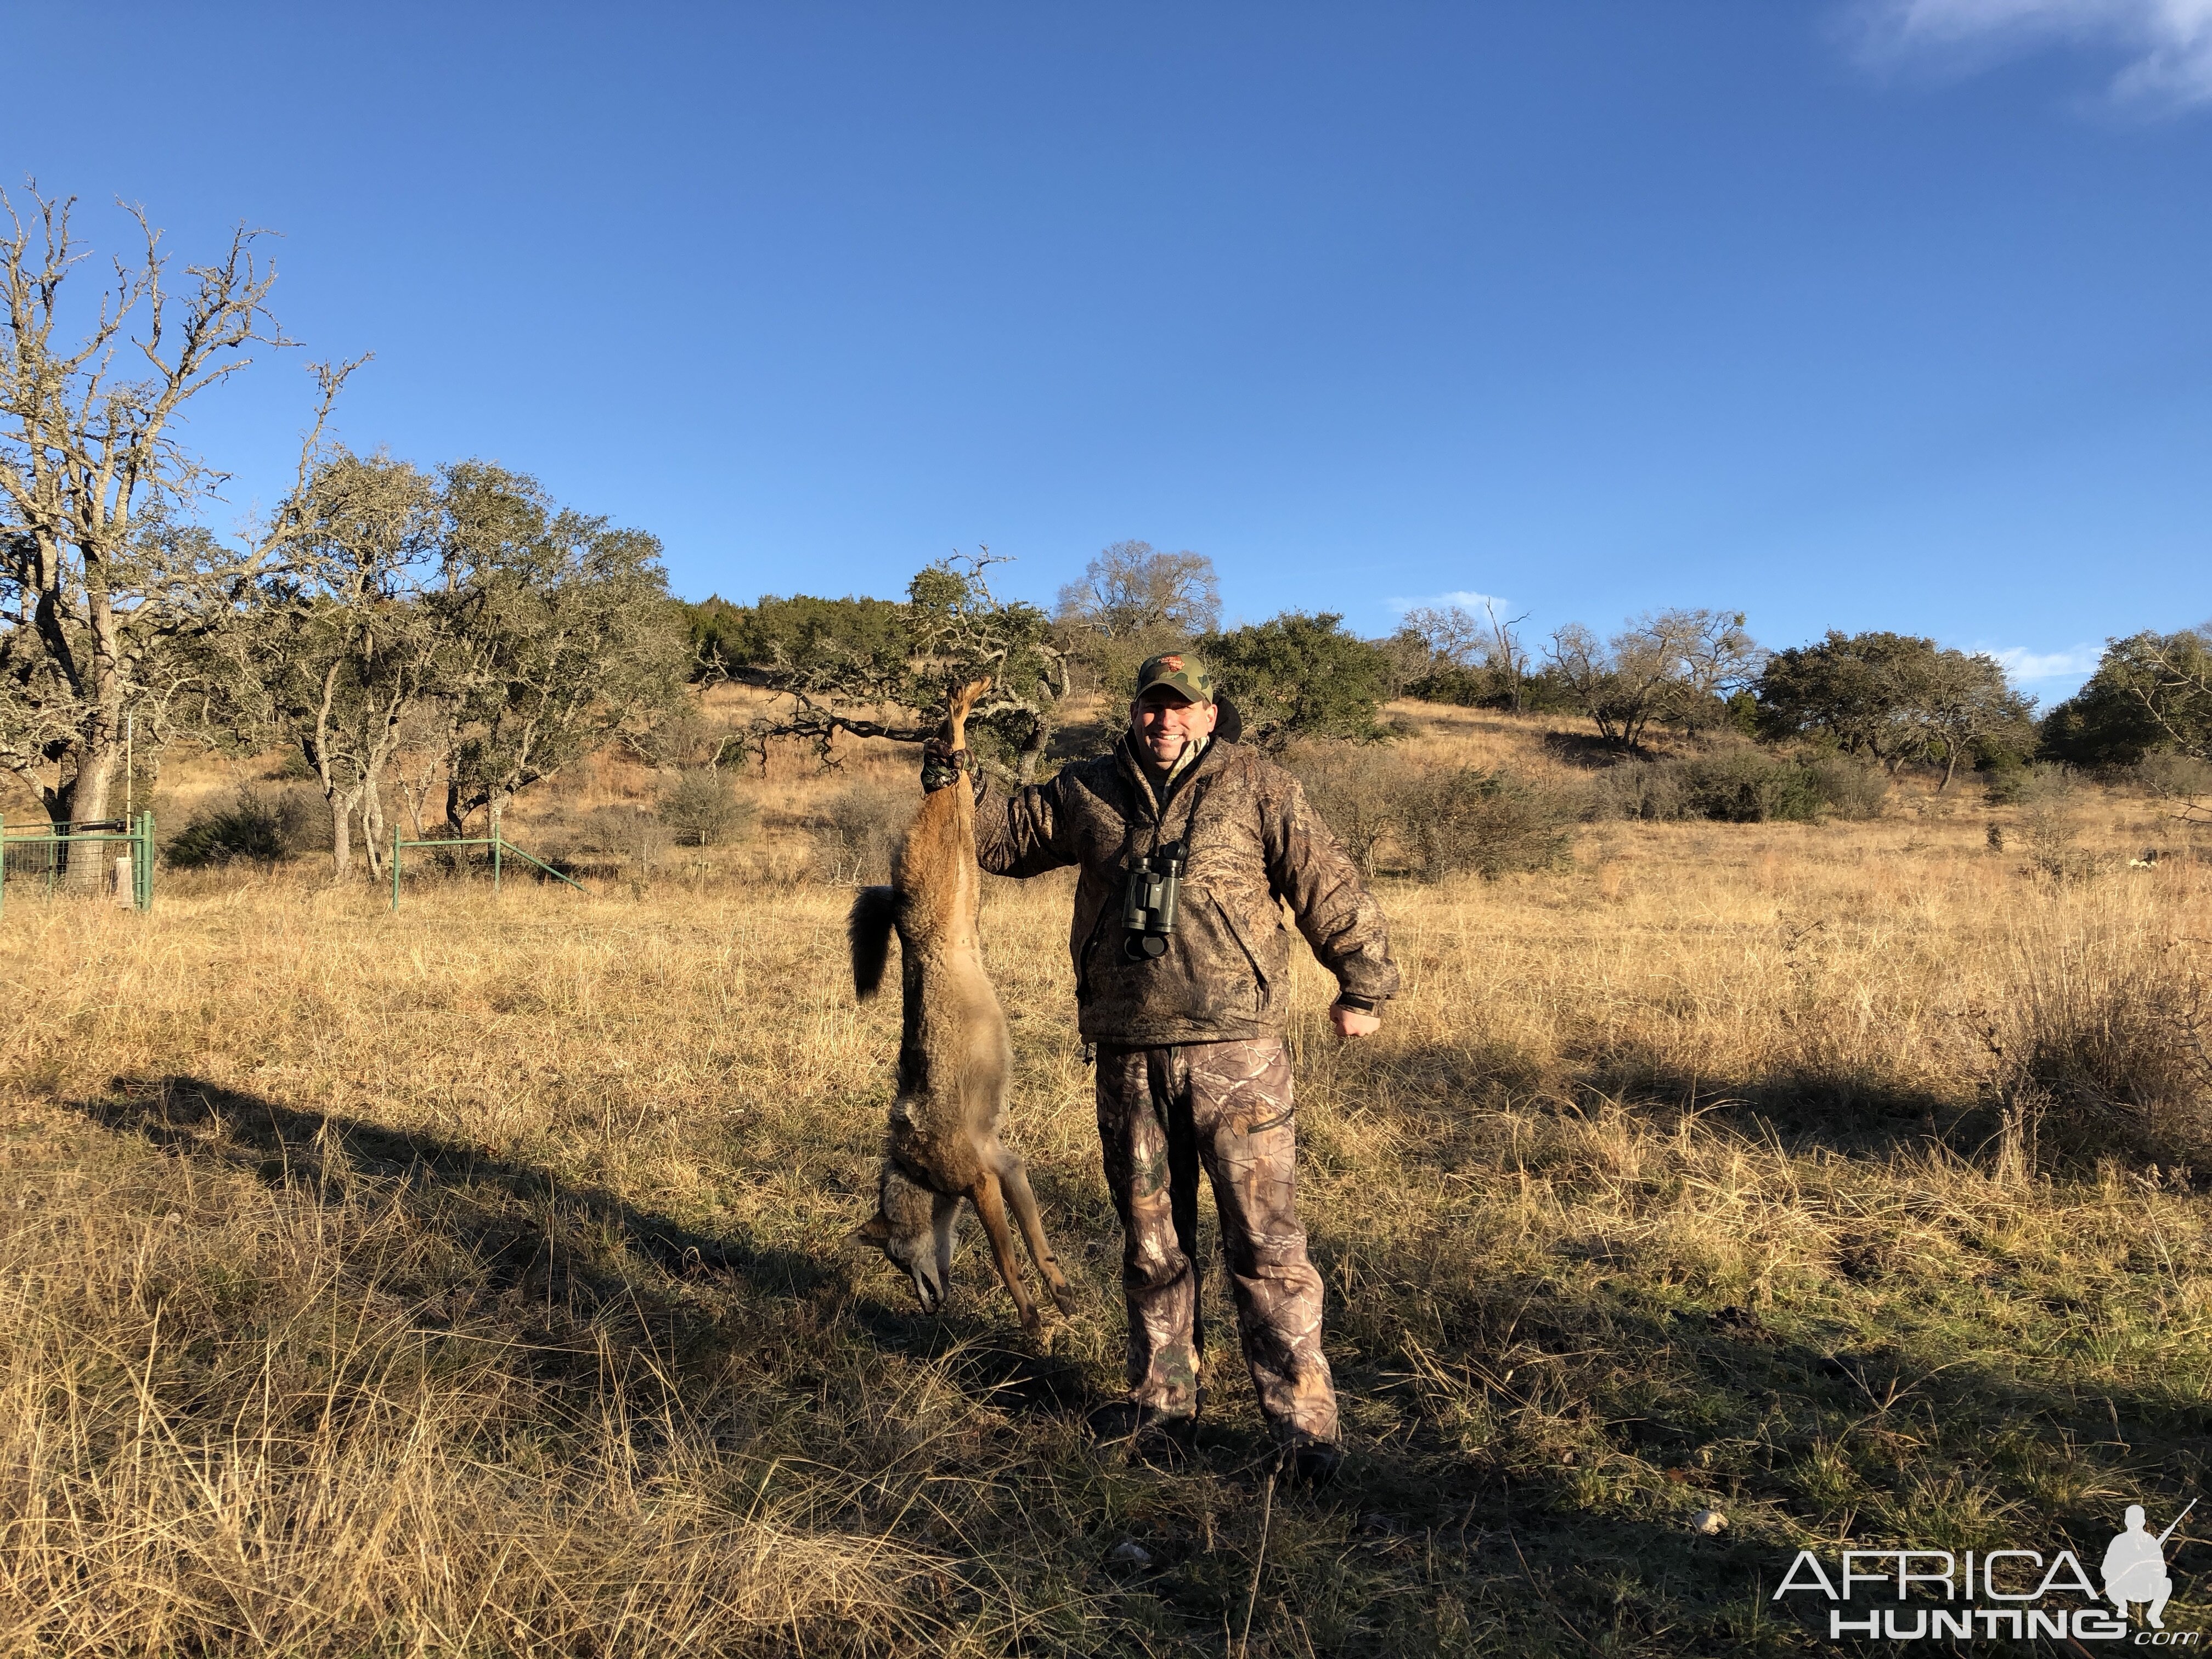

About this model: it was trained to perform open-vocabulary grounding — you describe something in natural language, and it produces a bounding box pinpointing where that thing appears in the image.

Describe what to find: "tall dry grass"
[3,709,2210,1653]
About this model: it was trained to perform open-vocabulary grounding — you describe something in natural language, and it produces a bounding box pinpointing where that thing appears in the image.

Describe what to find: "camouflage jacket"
[974,736,1399,1045]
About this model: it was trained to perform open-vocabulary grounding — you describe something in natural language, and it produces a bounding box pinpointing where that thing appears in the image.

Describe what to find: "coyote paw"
[1049,1283,1079,1316]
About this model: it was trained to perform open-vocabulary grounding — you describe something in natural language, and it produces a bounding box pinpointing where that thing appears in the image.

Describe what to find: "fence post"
[391,828,402,912]
[137,812,153,911]
[493,836,502,894]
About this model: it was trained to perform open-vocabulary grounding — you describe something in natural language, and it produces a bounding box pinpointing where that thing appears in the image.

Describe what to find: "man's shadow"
[66,1073,1088,1413]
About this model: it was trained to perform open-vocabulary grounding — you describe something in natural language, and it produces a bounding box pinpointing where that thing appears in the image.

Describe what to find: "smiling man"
[921,653,1397,1482]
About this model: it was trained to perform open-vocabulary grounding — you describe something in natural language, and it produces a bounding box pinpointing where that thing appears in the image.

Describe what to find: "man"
[922,653,1397,1481]
[2102,1504,2175,1629]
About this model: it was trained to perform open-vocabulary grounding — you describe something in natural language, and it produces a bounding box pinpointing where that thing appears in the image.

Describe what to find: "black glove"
[921,738,981,797]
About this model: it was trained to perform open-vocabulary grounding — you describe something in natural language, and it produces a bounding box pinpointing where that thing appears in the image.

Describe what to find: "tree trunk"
[330,790,353,879]
[361,777,386,878]
[59,744,115,890]
[1015,708,1054,783]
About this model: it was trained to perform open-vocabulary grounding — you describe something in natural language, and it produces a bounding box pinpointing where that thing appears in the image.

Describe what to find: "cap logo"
[1158,655,1183,670]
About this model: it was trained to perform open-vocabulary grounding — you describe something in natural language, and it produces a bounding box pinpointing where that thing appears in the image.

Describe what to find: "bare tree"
[223,450,443,878]
[1547,609,1761,749]
[1914,649,2034,791]
[1401,598,1533,711]
[732,552,1070,781]
[0,187,352,882]
[1054,541,1219,701]
[1479,600,1533,713]
[1398,603,1484,668]
[2129,626,2212,760]
[1547,623,1668,749]
[1658,609,1762,736]
[1054,540,1219,639]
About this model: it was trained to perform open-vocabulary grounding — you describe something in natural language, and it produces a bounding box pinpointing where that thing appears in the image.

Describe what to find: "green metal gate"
[0,813,155,916]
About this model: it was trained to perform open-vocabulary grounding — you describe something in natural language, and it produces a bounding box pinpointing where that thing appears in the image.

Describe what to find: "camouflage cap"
[1132,653,1214,705]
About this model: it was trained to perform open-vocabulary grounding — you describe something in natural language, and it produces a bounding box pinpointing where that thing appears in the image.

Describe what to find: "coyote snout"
[845,678,1076,1338]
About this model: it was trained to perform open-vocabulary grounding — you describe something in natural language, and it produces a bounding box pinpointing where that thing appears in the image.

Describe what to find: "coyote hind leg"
[998,1156,1077,1315]
[969,1169,1042,1339]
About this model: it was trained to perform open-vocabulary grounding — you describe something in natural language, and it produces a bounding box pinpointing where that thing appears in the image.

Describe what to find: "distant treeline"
[22,197,2197,898]
[680,543,2211,791]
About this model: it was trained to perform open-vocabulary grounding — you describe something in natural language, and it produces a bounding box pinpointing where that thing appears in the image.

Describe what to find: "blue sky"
[4,2,2209,702]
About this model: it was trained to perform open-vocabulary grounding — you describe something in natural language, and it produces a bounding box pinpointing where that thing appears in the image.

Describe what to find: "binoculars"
[1120,840,1186,961]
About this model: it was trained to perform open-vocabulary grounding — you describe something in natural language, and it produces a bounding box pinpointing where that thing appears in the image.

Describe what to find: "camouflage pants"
[1094,1039,1339,1445]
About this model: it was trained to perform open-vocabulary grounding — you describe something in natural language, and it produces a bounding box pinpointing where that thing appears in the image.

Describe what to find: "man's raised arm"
[921,738,1077,879]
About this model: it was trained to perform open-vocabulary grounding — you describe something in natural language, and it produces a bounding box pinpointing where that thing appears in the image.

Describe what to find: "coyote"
[847,678,1076,1338]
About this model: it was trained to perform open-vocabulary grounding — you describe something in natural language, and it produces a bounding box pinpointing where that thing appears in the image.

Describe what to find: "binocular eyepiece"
[1121,840,1186,961]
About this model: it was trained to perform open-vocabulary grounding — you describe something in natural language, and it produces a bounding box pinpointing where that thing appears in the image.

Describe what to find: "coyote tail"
[848,885,899,1000]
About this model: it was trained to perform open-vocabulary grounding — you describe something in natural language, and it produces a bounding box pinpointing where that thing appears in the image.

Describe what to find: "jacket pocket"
[1212,895,1269,994]
[1082,887,1260,1032]
[1074,907,1112,1005]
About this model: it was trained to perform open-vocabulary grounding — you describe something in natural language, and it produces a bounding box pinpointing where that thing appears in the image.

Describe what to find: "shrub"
[1589,759,1689,822]
[1281,741,1418,877]
[1397,768,1576,882]
[1801,754,1888,820]
[2135,750,2212,805]
[657,770,753,847]
[1197,612,1395,749]
[1590,750,1883,823]
[1992,896,2212,1165]
[1402,664,1500,709]
[572,806,671,871]
[2016,768,2098,881]
[1678,751,1823,823]
[165,790,286,868]
[817,784,911,885]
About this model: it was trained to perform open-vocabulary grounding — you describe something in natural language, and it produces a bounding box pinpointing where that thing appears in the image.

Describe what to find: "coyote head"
[849,1160,959,1312]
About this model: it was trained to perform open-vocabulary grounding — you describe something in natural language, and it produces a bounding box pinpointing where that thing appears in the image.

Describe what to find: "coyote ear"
[848,1214,892,1246]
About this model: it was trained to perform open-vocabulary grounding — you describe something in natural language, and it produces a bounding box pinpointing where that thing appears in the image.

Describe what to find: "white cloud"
[1855,0,2212,108]
[1990,642,2103,679]
[1387,590,1511,617]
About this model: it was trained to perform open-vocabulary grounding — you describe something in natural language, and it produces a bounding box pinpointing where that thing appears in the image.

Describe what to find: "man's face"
[1130,686,1218,765]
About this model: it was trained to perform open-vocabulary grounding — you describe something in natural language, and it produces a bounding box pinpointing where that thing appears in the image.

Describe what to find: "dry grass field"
[3,705,2210,1655]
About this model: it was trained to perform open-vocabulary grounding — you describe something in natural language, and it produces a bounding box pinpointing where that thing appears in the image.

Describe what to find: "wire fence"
[0,814,155,915]
[388,832,585,910]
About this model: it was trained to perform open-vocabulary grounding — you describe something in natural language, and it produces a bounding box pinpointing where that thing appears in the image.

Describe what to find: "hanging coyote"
[847,677,1076,1338]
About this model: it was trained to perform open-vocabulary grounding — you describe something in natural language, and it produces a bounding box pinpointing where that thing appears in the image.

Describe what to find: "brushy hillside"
[3,706,2210,1654]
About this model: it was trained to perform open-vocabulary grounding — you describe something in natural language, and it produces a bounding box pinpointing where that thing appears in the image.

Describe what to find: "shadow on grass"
[1305,1239,2212,1650]
[1353,1033,2002,1167]
[1572,1049,2197,1181]
[49,1074,2212,1650]
[64,1072,1092,1413]
[72,1071,825,1291]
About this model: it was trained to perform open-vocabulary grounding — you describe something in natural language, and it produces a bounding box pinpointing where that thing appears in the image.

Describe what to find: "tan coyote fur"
[847,678,1075,1338]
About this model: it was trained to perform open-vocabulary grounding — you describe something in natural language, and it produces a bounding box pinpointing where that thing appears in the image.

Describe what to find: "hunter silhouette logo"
[2105,1500,2193,1630]
[1772,1497,2198,1643]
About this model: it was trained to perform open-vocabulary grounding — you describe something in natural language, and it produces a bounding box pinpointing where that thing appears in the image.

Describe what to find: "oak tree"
[0,188,351,881]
